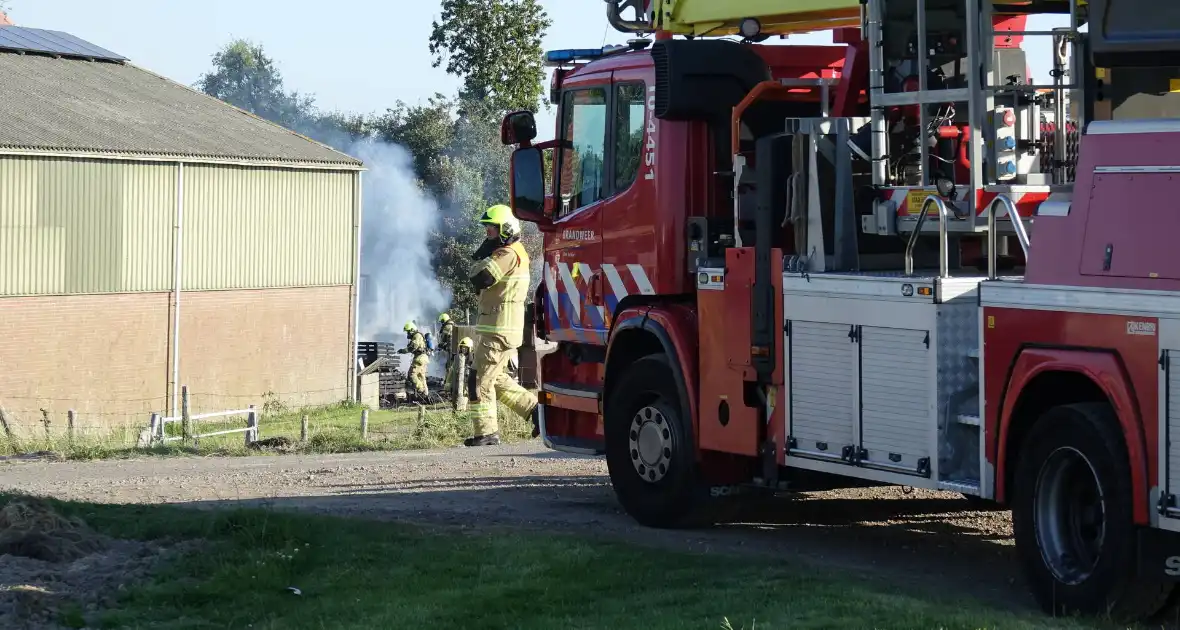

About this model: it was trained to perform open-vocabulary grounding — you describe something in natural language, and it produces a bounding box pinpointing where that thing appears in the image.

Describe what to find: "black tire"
[604,353,708,528]
[1012,402,1173,621]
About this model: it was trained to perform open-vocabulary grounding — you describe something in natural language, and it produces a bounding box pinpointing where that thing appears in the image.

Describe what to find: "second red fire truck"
[501,0,1180,620]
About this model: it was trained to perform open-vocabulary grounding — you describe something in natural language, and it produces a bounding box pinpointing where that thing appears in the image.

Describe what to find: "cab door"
[546,74,610,345]
[599,68,656,325]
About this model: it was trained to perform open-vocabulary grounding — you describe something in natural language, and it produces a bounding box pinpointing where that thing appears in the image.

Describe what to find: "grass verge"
[0,400,534,461]
[0,493,1114,630]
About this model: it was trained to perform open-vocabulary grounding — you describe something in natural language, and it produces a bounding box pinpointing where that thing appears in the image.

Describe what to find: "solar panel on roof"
[0,26,126,62]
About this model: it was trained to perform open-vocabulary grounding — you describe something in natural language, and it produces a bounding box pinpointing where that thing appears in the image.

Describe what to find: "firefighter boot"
[463,433,501,447]
[531,406,540,439]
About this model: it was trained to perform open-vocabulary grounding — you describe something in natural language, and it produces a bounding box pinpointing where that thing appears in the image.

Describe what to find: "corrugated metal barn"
[0,25,364,426]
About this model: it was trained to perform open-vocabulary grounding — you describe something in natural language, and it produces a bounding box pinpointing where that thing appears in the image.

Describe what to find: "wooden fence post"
[360,409,369,439]
[149,413,160,446]
[181,385,191,441]
[0,405,13,441]
[246,405,258,446]
[454,353,468,412]
[412,404,428,439]
[68,410,76,444]
[301,414,309,443]
[40,409,50,440]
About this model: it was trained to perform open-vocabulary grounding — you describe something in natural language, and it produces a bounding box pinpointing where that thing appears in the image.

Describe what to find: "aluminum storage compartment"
[782,271,983,489]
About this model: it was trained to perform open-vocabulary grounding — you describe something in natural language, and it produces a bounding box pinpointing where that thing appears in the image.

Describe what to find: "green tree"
[195,39,317,130]
[432,158,490,315]
[428,0,552,115]
[429,0,553,306]
[339,94,512,317]
[366,95,460,193]
[358,97,484,314]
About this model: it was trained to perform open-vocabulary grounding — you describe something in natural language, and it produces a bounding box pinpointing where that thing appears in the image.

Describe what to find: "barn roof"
[0,28,363,168]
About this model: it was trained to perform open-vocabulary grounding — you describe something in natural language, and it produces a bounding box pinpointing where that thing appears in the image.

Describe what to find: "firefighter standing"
[464,204,538,447]
[399,321,429,402]
[438,312,457,390]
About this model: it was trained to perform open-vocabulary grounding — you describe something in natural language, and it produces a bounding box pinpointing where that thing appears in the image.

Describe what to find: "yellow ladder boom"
[653,0,863,37]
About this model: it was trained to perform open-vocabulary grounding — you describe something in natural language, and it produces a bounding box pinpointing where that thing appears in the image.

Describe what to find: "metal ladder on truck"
[757,0,1089,498]
[613,0,1083,274]
[868,0,1085,278]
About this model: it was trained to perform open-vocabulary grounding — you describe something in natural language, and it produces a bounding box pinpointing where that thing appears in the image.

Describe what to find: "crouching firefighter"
[464,204,539,447]
[399,321,429,402]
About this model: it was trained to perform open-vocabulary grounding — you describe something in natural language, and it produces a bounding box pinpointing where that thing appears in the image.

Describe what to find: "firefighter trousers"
[408,353,429,399]
[471,334,537,437]
[441,352,456,390]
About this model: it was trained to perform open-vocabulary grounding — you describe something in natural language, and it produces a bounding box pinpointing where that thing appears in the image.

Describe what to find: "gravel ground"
[0,441,1025,611]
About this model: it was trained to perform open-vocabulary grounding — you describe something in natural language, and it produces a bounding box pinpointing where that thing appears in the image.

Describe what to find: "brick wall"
[0,285,352,430]
[0,292,170,430]
[178,286,353,413]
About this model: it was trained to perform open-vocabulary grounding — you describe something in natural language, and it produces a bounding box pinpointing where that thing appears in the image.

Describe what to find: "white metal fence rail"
[148,385,259,447]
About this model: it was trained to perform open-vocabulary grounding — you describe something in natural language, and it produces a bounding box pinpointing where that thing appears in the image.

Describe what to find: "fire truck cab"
[503,0,1180,620]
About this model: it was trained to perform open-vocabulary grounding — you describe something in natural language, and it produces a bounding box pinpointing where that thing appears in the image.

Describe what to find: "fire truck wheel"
[1012,402,1173,621]
[605,353,706,529]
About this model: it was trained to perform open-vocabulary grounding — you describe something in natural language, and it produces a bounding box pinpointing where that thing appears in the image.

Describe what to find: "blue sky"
[4,1,1065,140]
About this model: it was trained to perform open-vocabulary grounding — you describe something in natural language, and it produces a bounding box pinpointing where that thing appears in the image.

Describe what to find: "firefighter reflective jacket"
[469,240,530,348]
[402,331,427,357]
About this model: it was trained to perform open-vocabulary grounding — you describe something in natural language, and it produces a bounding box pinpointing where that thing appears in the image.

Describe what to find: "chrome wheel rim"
[1033,446,1106,586]
[628,405,673,483]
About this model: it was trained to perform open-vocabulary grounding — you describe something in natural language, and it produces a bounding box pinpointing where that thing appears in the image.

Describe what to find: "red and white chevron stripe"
[544,261,655,341]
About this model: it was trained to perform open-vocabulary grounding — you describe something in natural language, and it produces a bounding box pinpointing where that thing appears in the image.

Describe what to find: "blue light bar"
[545,48,607,64]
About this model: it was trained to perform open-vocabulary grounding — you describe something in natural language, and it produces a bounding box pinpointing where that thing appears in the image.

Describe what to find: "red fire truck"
[501,0,1180,619]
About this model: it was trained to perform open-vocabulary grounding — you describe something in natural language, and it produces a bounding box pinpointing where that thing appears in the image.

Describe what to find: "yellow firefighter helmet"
[479,204,521,240]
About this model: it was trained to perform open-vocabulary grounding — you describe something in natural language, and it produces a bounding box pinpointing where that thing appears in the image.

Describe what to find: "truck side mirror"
[501,111,538,146]
[510,146,552,228]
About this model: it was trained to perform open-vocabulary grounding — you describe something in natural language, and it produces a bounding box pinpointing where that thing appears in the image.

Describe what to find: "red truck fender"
[994,347,1152,523]
[607,304,700,455]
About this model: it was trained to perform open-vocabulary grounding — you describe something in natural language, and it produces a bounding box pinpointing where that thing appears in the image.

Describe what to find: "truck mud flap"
[537,405,605,456]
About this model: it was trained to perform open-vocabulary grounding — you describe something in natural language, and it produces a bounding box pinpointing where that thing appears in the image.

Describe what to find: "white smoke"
[294,120,454,345]
[353,140,458,381]
[348,140,451,342]
[295,119,474,381]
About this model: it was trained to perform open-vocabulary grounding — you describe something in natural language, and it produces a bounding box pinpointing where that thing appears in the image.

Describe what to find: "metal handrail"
[904,195,950,278]
[986,194,1031,280]
[606,0,651,34]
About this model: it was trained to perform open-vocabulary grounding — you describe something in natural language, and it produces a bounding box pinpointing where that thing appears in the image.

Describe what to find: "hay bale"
[0,499,107,562]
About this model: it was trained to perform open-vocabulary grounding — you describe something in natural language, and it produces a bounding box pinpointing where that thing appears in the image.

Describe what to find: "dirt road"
[0,442,1024,610]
